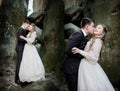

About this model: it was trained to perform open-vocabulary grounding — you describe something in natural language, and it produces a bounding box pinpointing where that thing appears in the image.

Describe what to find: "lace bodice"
[79,38,103,64]
[24,32,36,44]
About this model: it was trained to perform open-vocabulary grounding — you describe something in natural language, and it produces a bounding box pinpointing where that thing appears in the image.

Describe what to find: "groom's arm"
[65,31,84,59]
[17,28,27,43]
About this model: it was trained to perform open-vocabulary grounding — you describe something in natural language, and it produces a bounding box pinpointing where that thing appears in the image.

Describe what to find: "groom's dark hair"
[23,19,30,24]
[80,18,94,28]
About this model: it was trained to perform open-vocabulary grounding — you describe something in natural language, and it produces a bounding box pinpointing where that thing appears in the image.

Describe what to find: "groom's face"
[87,22,95,34]
[24,23,30,30]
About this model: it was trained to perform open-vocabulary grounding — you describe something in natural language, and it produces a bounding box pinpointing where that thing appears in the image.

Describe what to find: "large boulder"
[64,23,80,39]
[0,0,29,90]
[42,0,65,79]
[17,78,59,91]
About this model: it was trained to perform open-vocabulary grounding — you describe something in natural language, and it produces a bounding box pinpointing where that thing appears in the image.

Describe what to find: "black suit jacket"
[16,27,29,52]
[63,30,87,74]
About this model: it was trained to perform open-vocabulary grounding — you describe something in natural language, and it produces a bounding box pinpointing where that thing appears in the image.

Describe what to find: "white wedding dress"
[78,38,115,91]
[19,32,45,82]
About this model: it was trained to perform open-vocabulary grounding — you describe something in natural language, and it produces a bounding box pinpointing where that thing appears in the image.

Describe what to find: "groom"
[62,18,95,91]
[15,20,30,85]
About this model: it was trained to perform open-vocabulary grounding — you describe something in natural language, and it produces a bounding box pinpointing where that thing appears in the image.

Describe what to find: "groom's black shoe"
[15,80,21,85]
[21,82,32,88]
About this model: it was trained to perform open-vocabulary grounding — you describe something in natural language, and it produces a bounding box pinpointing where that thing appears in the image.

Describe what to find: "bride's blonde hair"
[99,24,107,41]
[28,23,36,37]
[31,23,36,31]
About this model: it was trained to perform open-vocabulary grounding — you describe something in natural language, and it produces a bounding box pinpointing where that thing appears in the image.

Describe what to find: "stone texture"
[42,0,65,79]
[64,23,80,39]
[0,0,29,90]
[17,76,60,91]
[63,0,86,9]
[0,0,2,6]
[33,0,48,12]
[63,0,120,90]
[0,0,120,91]
[84,0,120,89]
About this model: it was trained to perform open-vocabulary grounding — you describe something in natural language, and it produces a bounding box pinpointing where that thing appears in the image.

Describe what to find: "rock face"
[0,0,28,91]
[17,77,60,91]
[0,0,120,91]
[63,0,120,90]
[42,0,64,80]
[84,0,120,89]
[0,0,64,90]
[0,0,2,6]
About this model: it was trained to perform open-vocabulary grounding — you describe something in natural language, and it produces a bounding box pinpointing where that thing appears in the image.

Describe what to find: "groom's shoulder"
[78,29,83,33]
[71,29,83,36]
[18,27,23,31]
[69,29,83,39]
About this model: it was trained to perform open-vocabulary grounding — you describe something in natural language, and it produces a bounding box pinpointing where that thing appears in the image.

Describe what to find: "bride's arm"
[72,39,103,63]
[20,32,36,44]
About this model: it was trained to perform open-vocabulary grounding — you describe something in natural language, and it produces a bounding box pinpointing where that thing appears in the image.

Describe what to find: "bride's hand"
[72,47,80,54]
[20,35,25,39]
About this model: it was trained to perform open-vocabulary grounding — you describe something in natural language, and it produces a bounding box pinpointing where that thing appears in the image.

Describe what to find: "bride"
[72,24,115,91]
[19,23,45,82]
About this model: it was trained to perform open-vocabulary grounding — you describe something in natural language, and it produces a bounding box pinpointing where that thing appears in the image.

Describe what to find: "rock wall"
[84,0,120,88]
[0,0,28,90]
[0,0,64,90]
[0,0,120,91]
[0,0,2,6]
[42,0,64,81]
[63,0,120,90]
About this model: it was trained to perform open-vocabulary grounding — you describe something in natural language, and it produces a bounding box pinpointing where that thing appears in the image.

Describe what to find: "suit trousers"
[15,50,23,83]
[64,73,78,91]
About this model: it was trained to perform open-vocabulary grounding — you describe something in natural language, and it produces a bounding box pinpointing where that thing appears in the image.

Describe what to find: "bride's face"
[28,25,33,32]
[94,24,103,36]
